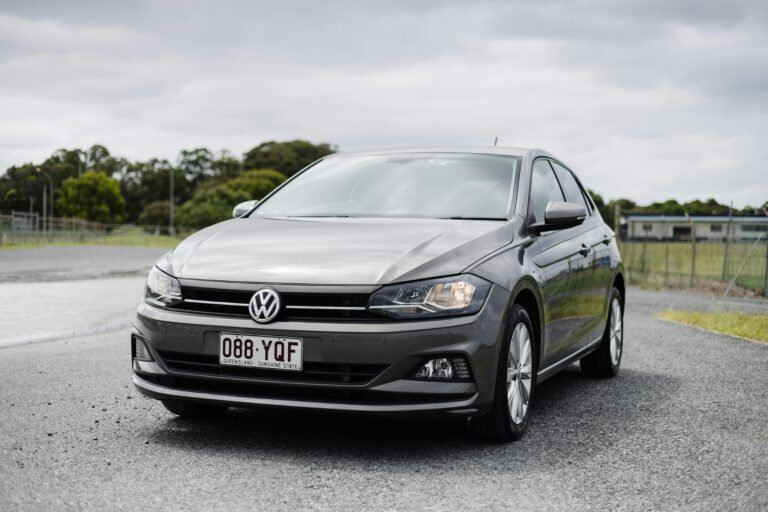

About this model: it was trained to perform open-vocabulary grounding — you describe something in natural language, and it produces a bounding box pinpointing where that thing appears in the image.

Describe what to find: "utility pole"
[36,167,54,235]
[41,186,47,238]
[169,169,175,235]
[77,149,83,178]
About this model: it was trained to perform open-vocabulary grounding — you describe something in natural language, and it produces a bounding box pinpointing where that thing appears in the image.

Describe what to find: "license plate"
[219,333,303,371]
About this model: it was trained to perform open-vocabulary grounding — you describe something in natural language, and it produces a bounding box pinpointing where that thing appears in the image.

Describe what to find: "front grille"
[167,286,388,322]
[157,350,387,385]
[139,374,473,405]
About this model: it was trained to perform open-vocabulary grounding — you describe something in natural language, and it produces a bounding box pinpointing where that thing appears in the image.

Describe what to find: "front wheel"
[469,304,535,442]
[580,287,623,378]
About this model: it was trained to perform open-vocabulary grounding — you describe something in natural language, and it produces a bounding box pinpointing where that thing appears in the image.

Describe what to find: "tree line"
[0,140,335,228]
[0,141,764,230]
[588,193,768,229]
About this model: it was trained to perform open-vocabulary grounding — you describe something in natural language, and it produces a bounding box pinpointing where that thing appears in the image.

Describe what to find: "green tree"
[242,140,335,177]
[138,200,172,226]
[212,150,242,178]
[118,159,189,223]
[178,148,214,184]
[175,169,286,228]
[56,173,125,223]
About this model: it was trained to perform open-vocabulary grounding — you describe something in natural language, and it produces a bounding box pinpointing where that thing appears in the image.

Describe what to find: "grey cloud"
[0,0,765,206]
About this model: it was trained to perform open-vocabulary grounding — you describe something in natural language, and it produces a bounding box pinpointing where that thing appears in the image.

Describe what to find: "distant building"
[622,215,768,241]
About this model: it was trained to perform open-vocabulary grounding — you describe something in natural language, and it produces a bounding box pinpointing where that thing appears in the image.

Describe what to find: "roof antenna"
[493,136,498,146]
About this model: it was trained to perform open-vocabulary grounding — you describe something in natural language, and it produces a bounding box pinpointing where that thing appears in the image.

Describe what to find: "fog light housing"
[413,356,472,381]
[132,335,153,361]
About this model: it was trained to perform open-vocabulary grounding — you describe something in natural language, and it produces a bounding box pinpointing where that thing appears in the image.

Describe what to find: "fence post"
[764,237,768,298]
[689,218,696,287]
[722,202,733,280]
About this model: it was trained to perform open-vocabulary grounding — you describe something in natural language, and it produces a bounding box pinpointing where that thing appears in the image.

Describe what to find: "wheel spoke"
[509,381,519,416]
[509,326,521,366]
[520,338,531,368]
[518,378,529,404]
[516,381,526,421]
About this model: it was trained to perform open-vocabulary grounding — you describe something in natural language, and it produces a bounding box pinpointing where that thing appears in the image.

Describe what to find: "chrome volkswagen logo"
[248,288,281,323]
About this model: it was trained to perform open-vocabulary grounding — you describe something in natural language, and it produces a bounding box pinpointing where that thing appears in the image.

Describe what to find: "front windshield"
[254,153,520,219]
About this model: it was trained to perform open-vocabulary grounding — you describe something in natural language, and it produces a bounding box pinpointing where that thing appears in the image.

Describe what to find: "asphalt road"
[1,249,767,511]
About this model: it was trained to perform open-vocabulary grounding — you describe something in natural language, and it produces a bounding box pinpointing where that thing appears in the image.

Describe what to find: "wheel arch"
[613,270,626,309]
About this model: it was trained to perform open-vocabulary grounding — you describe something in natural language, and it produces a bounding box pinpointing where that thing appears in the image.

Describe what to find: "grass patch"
[620,240,767,295]
[659,310,768,343]
[0,225,185,249]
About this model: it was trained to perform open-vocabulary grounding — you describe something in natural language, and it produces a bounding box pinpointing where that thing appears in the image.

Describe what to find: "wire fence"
[620,237,768,297]
[0,212,189,248]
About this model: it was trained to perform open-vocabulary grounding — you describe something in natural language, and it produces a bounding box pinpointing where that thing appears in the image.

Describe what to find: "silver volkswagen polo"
[132,147,625,441]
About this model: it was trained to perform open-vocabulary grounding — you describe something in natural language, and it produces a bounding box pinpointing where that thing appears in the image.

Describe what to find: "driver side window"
[529,159,564,224]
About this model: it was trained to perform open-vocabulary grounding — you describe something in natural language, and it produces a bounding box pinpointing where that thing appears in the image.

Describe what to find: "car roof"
[326,146,555,160]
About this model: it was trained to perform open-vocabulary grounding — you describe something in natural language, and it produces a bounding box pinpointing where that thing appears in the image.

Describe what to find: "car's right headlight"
[144,266,182,307]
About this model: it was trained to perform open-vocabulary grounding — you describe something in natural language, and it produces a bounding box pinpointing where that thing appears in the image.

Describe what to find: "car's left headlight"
[368,275,492,319]
[144,266,182,307]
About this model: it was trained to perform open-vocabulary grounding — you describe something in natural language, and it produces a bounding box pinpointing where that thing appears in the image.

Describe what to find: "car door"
[550,161,607,347]
[527,159,592,370]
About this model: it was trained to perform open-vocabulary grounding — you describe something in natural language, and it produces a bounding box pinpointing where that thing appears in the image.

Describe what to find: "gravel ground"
[1,285,766,511]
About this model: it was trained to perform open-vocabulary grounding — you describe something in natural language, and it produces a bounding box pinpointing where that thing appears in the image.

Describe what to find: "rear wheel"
[580,287,623,378]
[469,304,535,442]
[161,399,228,418]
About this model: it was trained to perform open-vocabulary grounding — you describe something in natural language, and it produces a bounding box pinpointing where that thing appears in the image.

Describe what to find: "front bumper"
[132,285,509,418]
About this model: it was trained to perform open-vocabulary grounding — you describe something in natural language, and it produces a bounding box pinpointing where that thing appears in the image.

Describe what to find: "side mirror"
[232,200,259,218]
[530,201,587,233]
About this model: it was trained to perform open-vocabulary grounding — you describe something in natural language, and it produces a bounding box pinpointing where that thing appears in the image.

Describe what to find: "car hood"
[164,217,516,285]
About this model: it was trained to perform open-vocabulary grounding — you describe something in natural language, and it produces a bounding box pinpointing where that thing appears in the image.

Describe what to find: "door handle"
[579,243,592,257]
[602,234,611,245]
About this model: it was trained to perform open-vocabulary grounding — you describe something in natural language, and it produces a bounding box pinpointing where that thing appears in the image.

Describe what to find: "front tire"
[469,304,535,442]
[161,399,228,418]
[580,287,623,378]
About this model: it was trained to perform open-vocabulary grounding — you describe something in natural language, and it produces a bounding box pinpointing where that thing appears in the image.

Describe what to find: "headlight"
[144,266,182,307]
[368,275,492,319]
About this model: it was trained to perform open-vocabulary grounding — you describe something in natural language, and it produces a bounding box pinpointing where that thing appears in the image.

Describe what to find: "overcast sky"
[1,0,766,207]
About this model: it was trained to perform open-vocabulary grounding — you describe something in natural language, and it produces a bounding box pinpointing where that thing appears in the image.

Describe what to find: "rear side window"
[529,159,564,224]
[551,162,589,213]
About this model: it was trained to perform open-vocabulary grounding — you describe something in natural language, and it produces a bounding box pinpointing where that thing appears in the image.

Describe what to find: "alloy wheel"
[507,323,533,424]
[609,297,623,366]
